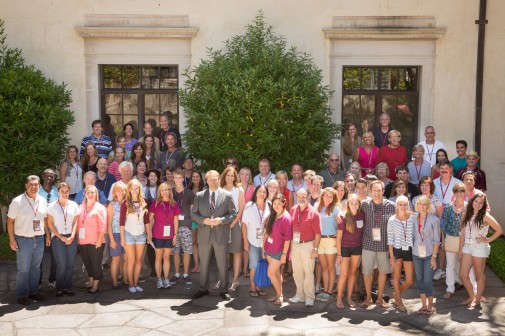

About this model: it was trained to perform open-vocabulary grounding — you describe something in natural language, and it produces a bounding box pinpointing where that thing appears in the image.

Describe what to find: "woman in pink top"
[263,193,292,305]
[77,185,107,294]
[354,131,379,177]
[120,179,150,293]
[149,182,180,289]
[108,146,126,181]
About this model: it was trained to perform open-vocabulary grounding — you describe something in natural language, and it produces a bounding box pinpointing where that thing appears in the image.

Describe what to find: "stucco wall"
[1,0,503,226]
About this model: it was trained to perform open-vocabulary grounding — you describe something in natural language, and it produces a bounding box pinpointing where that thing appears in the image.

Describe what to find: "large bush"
[0,19,75,207]
[180,12,340,173]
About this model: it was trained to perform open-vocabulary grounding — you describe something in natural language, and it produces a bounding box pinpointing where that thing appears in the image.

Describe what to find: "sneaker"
[135,286,144,292]
[48,281,56,288]
[305,299,315,307]
[28,294,47,302]
[170,274,181,285]
[433,269,446,281]
[183,275,192,285]
[288,296,305,304]
[314,283,323,294]
[316,292,325,300]
[163,278,172,289]
[317,292,331,302]
[128,287,137,293]
[138,275,146,283]
[156,278,164,289]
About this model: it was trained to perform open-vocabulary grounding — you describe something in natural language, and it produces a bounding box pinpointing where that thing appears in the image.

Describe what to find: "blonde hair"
[111,181,127,202]
[125,179,147,213]
[83,185,99,204]
[156,182,175,206]
[414,195,434,213]
[344,194,362,234]
[317,187,338,216]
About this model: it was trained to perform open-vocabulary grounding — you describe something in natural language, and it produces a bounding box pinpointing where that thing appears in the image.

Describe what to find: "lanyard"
[24,193,39,218]
[161,201,171,225]
[380,131,388,147]
[260,173,272,186]
[418,215,428,242]
[327,169,337,185]
[371,201,384,228]
[165,150,175,166]
[365,146,375,166]
[296,206,303,232]
[59,201,68,230]
[176,189,184,209]
[413,159,423,182]
[256,203,265,227]
[82,203,94,221]
[426,144,435,162]
[440,177,452,201]
[97,175,107,191]
[400,218,408,242]
[133,202,141,222]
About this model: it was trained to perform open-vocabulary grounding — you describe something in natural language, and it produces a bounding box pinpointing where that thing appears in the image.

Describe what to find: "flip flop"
[460,297,474,305]
[336,301,344,309]
[249,290,259,297]
[361,301,372,308]
[417,308,427,315]
[347,300,357,308]
[376,300,389,309]
[244,273,250,278]
[267,296,277,302]
[424,308,436,315]
[257,290,267,296]
[274,297,283,305]
[443,292,453,299]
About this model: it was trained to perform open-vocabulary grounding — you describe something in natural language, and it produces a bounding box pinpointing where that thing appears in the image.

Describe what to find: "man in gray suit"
[191,170,237,300]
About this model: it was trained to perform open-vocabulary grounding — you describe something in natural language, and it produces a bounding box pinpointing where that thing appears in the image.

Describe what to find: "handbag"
[253,259,272,288]
[445,235,460,253]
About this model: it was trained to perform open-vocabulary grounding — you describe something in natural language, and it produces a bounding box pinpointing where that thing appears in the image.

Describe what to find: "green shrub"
[487,238,505,282]
[0,233,16,261]
[180,11,340,173]
[0,19,75,206]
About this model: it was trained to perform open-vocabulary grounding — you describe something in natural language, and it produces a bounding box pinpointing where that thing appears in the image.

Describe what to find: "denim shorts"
[110,232,124,257]
[248,244,263,269]
[153,238,174,249]
[124,230,146,245]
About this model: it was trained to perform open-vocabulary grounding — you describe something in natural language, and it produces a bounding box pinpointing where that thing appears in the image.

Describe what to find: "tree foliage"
[0,19,75,206]
[180,12,340,173]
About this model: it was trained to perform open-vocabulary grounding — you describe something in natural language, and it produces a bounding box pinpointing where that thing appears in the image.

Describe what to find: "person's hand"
[110,239,117,250]
[476,236,488,244]
[458,251,463,260]
[9,238,18,252]
[390,257,397,267]
[66,236,75,245]
[45,236,51,247]
[95,241,102,249]
[203,218,213,225]
[336,255,342,265]
[173,233,178,246]
[244,241,250,252]
[121,237,125,248]
[336,213,345,225]
[310,249,318,259]
[280,254,287,265]
[430,256,437,270]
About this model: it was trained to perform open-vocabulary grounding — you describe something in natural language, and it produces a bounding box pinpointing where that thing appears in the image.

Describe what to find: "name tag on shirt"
[256,228,265,240]
[79,228,86,239]
[267,236,273,244]
[178,215,184,221]
[33,220,41,232]
[402,246,409,251]
[372,228,381,241]
[356,220,363,229]
[418,245,427,258]
[293,231,301,243]
[163,226,171,237]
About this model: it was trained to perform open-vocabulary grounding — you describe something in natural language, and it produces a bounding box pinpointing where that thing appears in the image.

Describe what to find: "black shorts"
[152,238,174,249]
[393,247,413,262]
[341,246,362,257]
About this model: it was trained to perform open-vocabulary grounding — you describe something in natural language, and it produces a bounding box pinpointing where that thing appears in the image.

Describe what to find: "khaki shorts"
[318,237,338,254]
[362,250,391,275]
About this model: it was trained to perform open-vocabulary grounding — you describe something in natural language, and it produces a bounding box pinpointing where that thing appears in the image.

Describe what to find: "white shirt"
[7,193,47,237]
[433,176,462,204]
[253,172,275,187]
[241,201,271,248]
[287,179,309,205]
[418,140,446,166]
[46,200,80,236]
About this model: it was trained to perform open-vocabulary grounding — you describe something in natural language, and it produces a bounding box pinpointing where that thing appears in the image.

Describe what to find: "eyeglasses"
[330,159,339,162]
[226,162,237,166]
[454,189,465,193]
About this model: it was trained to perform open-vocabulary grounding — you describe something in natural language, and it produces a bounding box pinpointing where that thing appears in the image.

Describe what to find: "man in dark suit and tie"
[191,170,237,300]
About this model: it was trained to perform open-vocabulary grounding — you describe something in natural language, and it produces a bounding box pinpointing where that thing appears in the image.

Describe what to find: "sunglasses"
[454,189,465,193]
[226,162,237,166]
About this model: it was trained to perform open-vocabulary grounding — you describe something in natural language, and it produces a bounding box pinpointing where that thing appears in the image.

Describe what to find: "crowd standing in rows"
[7,113,501,316]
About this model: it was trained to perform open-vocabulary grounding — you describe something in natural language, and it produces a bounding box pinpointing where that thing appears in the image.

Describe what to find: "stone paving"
[0,251,504,336]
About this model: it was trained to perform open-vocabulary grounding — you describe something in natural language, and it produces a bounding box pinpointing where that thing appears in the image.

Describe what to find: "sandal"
[417,308,427,315]
[249,290,259,297]
[460,297,474,305]
[243,273,250,278]
[443,292,453,299]
[347,300,356,309]
[229,282,239,292]
[274,297,283,305]
[376,300,389,309]
[267,296,277,302]
[336,300,344,309]
[213,280,221,290]
[257,289,266,296]
[361,301,372,308]
[397,305,408,313]
[424,308,436,315]
[480,296,488,303]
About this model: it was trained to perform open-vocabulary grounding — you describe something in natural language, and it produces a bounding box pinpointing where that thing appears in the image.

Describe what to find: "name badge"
[178,215,185,221]
[256,227,265,240]
[372,228,381,241]
[293,231,301,243]
[79,228,86,239]
[348,158,352,163]
[418,245,427,258]
[356,220,364,229]
[402,246,409,251]
[267,236,273,244]
[33,220,41,232]
[163,226,171,237]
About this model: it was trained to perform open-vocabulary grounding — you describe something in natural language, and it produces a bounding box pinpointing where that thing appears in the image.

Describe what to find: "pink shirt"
[149,201,181,239]
[77,202,107,245]
[264,212,292,254]
[243,184,255,204]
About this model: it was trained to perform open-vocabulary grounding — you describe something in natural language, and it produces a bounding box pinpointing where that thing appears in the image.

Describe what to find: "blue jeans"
[413,254,435,297]
[51,236,78,290]
[15,235,44,298]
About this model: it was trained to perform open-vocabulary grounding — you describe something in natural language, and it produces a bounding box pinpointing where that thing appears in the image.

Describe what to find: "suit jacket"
[191,187,237,245]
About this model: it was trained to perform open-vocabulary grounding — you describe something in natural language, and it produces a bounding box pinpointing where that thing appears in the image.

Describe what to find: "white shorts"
[462,243,490,258]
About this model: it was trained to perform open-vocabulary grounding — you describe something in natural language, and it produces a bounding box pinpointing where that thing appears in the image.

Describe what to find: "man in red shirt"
[377,130,408,180]
[288,189,321,307]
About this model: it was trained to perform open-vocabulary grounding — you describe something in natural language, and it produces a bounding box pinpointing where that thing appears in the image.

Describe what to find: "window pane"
[160,67,178,89]
[142,66,160,89]
[403,67,418,91]
[145,94,159,114]
[160,93,178,115]
[123,94,138,115]
[106,114,123,139]
[103,66,122,89]
[380,68,399,90]
[104,93,122,114]
[343,95,375,134]
[382,94,418,155]
[122,66,140,88]
[343,67,360,91]
[361,68,379,90]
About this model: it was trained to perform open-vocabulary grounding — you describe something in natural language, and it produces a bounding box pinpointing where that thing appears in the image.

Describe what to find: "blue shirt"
[319,206,339,236]
[38,187,59,204]
[74,188,108,205]
[412,213,441,258]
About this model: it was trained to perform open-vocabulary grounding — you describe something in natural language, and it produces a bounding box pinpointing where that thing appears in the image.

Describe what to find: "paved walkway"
[1,251,504,336]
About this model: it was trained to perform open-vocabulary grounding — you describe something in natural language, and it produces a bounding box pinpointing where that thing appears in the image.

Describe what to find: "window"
[342,66,419,154]
[100,65,179,140]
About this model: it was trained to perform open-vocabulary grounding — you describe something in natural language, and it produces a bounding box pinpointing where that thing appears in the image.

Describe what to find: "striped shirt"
[362,199,396,252]
[80,134,113,158]
[387,214,415,249]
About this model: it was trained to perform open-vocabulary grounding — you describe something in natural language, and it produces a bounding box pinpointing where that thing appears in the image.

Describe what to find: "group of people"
[7,114,501,317]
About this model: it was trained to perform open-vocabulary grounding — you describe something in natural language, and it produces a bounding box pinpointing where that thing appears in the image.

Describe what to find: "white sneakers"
[433,269,446,280]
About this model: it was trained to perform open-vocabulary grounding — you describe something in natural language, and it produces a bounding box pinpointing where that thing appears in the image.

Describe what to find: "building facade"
[1,0,504,227]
